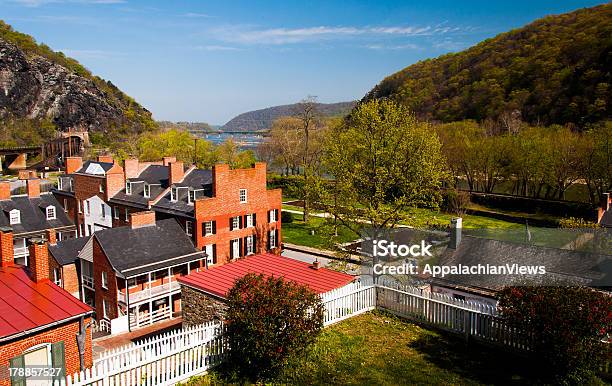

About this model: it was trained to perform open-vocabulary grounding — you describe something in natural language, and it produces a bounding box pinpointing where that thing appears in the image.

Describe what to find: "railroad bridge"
[0,134,85,171]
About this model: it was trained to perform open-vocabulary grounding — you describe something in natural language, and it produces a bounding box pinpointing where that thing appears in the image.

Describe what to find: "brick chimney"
[65,156,83,174]
[212,163,230,198]
[28,238,49,283]
[0,227,14,267]
[163,156,176,166]
[18,170,36,180]
[27,178,40,198]
[46,229,57,246]
[0,181,10,200]
[449,217,462,249]
[97,154,113,163]
[169,161,184,185]
[130,211,156,229]
[124,158,140,179]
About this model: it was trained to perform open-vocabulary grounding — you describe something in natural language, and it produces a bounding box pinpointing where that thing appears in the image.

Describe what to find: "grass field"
[282,212,358,249]
[184,312,541,385]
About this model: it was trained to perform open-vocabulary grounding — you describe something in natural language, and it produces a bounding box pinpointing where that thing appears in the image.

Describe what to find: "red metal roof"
[0,265,92,341]
[178,253,355,298]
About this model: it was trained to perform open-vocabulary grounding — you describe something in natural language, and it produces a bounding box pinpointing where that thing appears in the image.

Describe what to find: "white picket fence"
[67,280,529,385]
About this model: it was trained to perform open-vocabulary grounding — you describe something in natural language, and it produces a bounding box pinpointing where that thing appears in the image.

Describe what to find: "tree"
[225,274,324,381]
[323,99,448,233]
[498,286,612,383]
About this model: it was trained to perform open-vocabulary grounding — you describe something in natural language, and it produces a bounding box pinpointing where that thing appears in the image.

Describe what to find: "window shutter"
[268,210,272,223]
[212,221,216,234]
[253,234,257,253]
[244,215,248,227]
[51,341,66,383]
[229,240,234,259]
[275,209,279,222]
[229,218,233,231]
[253,213,257,227]
[239,238,243,257]
[275,229,279,248]
[267,231,271,250]
[201,223,206,237]
[239,216,243,229]
[243,236,248,255]
[9,355,25,386]
[212,244,217,264]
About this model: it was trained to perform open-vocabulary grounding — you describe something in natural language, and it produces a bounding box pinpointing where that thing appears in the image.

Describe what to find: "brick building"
[0,230,93,385]
[52,156,282,266]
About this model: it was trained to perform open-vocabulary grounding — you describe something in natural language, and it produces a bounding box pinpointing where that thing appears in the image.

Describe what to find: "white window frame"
[170,187,178,202]
[246,235,254,255]
[125,182,132,195]
[125,208,129,221]
[232,216,239,231]
[113,206,119,219]
[53,267,61,286]
[269,230,276,248]
[102,299,108,319]
[101,271,108,289]
[99,183,104,193]
[269,209,277,223]
[203,221,213,236]
[143,184,150,198]
[186,220,193,236]
[85,200,91,215]
[231,238,240,259]
[239,189,247,203]
[63,198,68,213]
[188,190,195,204]
[246,214,254,228]
[46,206,56,220]
[78,200,82,213]
[9,209,20,225]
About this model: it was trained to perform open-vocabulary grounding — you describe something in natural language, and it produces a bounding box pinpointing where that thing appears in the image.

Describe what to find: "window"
[269,209,278,223]
[113,206,119,219]
[63,198,68,213]
[78,200,82,213]
[246,213,256,228]
[101,271,108,289]
[204,244,216,266]
[203,220,214,236]
[99,183,105,193]
[230,239,241,259]
[46,206,56,220]
[186,220,193,236]
[246,235,254,255]
[101,204,106,218]
[125,182,132,195]
[85,200,91,215]
[125,208,130,221]
[231,216,240,231]
[9,209,20,225]
[102,299,109,319]
[10,342,65,385]
[53,267,61,286]
[188,190,195,204]
[87,225,92,236]
[170,187,178,202]
[269,230,277,248]
[143,184,150,198]
[128,277,138,289]
[239,189,247,203]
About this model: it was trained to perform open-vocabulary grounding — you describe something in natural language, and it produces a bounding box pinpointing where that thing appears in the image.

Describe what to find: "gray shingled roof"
[49,236,90,266]
[77,160,115,174]
[601,210,612,228]
[94,218,204,277]
[0,193,74,235]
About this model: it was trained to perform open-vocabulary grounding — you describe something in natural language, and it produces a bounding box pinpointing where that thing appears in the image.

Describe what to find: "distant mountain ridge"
[0,20,155,134]
[364,4,611,127]
[223,101,357,132]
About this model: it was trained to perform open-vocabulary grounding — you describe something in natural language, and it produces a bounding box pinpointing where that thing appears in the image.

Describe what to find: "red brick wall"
[92,238,118,321]
[0,181,10,200]
[0,318,93,385]
[26,179,40,198]
[28,242,49,283]
[104,164,125,200]
[110,203,146,228]
[194,163,282,265]
[0,231,14,267]
[65,157,83,174]
[49,258,80,297]
[130,211,156,229]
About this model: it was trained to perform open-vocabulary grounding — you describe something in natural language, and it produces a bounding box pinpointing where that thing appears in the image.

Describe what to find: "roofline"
[13,225,76,238]
[107,197,149,209]
[122,250,206,277]
[0,310,93,343]
[178,280,227,300]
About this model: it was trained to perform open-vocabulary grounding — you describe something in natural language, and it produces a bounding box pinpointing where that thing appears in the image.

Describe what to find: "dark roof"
[76,160,115,174]
[178,253,355,298]
[437,235,612,291]
[135,164,170,185]
[601,210,612,228]
[152,169,213,216]
[175,169,212,188]
[94,219,203,277]
[49,236,90,266]
[0,193,74,235]
[0,265,92,341]
[109,165,169,208]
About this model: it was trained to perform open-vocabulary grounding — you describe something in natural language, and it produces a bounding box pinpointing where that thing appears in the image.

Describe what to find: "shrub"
[225,273,324,382]
[281,211,294,224]
[442,189,470,216]
[498,286,612,383]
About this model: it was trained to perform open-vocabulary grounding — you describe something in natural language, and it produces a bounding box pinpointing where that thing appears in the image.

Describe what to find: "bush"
[225,273,324,382]
[281,211,294,224]
[442,189,470,216]
[498,286,612,383]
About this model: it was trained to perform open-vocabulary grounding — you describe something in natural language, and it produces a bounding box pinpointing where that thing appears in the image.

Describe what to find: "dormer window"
[188,190,195,204]
[125,182,132,195]
[143,184,150,198]
[170,187,178,202]
[9,209,20,225]
[46,206,56,220]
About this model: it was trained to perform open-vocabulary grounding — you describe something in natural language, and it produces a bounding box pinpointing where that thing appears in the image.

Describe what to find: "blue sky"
[0,0,605,124]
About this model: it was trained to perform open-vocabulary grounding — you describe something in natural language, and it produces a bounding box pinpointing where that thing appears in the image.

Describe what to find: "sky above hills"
[0,0,605,124]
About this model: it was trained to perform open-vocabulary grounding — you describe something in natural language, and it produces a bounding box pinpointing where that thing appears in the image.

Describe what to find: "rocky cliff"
[0,21,155,133]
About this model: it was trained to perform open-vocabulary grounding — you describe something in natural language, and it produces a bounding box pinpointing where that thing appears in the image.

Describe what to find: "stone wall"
[181,286,227,326]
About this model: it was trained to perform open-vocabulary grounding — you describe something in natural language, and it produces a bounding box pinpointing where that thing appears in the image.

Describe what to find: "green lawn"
[184,312,541,385]
[282,212,358,250]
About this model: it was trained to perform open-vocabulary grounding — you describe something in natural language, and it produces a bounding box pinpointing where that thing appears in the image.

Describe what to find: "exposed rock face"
[0,37,149,131]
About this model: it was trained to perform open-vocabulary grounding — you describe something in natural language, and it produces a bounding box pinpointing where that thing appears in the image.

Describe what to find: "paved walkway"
[93,317,183,358]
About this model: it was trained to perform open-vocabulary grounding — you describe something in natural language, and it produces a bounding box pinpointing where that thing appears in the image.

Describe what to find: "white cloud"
[182,12,211,18]
[194,45,241,51]
[365,43,419,50]
[212,24,466,45]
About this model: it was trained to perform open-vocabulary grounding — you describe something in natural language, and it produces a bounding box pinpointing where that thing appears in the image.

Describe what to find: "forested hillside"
[223,101,356,131]
[365,4,611,127]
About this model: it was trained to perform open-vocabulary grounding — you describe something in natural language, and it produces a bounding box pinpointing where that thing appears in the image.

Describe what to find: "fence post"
[463,310,470,343]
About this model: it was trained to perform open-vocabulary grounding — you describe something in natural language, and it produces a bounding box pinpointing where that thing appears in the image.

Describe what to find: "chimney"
[311,259,320,270]
[46,229,57,246]
[449,217,462,249]
[18,170,36,180]
[605,192,611,211]
[130,211,156,229]
[28,238,49,283]
[65,156,83,174]
[97,154,113,164]
[0,181,10,200]
[169,161,184,185]
[0,227,14,267]
[163,156,176,166]
[124,158,140,179]
[212,163,230,198]
[26,178,40,198]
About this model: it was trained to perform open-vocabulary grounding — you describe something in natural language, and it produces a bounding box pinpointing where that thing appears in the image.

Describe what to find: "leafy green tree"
[225,273,324,382]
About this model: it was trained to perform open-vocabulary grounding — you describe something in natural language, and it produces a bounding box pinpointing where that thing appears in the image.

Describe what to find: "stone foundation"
[181,286,227,326]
